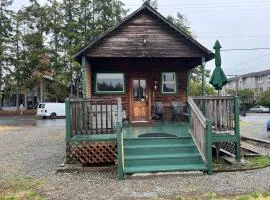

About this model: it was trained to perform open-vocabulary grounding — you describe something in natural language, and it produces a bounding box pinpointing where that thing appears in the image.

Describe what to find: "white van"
[37,103,65,119]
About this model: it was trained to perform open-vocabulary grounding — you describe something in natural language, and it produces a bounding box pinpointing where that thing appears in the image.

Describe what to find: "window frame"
[94,72,126,95]
[161,72,177,94]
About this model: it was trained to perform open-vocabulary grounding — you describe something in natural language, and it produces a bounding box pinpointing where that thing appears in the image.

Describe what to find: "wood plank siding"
[89,58,187,121]
[87,11,205,58]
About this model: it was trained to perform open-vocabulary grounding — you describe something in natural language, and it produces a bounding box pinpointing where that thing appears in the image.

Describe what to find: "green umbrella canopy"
[209,40,228,90]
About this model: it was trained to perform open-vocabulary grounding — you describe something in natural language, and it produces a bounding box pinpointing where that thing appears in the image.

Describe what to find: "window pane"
[163,73,175,82]
[133,80,139,100]
[163,83,176,93]
[140,80,146,99]
[96,73,124,92]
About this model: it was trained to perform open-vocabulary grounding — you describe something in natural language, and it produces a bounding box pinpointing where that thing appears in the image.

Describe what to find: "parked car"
[267,120,270,132]
[249,105,270,113]
[37,103,65,119]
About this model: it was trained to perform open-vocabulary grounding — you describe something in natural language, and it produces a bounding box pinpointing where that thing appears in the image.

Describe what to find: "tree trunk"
[0,62,2,110]
[32,89,35,109]
[40,79,44,102]
[24,90,27,110]
[16,90,19,110]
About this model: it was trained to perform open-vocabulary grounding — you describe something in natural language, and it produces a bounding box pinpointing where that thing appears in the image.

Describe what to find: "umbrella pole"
[218,90,220,96]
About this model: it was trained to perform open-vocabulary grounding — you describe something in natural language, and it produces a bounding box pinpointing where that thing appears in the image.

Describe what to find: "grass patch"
[213,156,270,171]
[174,191,270,199]
[0,126,20,131]
[245,156,270,168]
[0,177,46,200]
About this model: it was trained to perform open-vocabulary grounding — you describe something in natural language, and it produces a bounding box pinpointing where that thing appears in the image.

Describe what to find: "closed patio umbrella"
[209,40,228,93]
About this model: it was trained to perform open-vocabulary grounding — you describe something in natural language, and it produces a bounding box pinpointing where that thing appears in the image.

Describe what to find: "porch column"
[82,56,87,98]
[201,57,206,96]
[85,59,91,98]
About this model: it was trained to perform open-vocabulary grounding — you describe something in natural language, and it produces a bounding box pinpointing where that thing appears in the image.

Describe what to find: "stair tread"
[124,164,207,173]
[125,153,201,160]
[124,136,191,140]
[124,143,195,149]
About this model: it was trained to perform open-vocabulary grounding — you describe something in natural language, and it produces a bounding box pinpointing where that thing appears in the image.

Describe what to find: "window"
[95,73,125,93]
[161,72,176,94]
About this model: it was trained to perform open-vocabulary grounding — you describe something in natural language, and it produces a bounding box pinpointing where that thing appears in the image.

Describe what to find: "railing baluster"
[111,100,113,134]
[101,100,103,134]
[95,101,98,134]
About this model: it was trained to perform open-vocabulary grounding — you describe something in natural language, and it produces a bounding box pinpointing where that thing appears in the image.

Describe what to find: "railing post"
[206,119,213,175]
[117,98,122,127]
[234,96,241,161]
[65,98,71,142]
[116,121,124,180]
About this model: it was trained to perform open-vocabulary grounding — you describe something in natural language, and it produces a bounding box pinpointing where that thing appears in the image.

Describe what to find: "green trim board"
[65,98,71,142]
[205,119,213,175]
[211,134,238,143]
[234,96,241,161]
[116,122,124,180]
[70,134,116,142]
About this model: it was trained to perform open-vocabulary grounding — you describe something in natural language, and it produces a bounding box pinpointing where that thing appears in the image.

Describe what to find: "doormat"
[138,133,177,138]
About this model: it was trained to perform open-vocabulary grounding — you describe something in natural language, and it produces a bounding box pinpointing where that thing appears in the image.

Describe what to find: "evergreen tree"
[0,0,13,109]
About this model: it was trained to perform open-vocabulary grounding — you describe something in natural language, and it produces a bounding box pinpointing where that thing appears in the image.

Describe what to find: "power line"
[229,52,270,69]
[198,34,270,39]
[221,48,270,52]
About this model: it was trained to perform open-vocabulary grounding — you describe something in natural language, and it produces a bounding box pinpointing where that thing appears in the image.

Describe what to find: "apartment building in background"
[223,69,270,100]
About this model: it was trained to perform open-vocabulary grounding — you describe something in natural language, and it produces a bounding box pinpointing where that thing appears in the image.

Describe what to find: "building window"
[95,73,125,93]
[161,72,176,94]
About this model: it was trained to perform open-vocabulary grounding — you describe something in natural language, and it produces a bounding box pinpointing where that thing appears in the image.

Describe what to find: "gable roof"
[74,2,214,62]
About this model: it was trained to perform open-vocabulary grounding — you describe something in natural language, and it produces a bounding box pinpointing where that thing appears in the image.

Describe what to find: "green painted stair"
[123,136,207,174]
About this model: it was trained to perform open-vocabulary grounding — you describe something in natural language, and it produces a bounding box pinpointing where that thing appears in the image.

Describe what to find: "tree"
[189,80,217,96]
[257,89,270,108]
[226,88,254,103]
[142,0,158,9]
[167,13,194,37]
[0,0,13,109]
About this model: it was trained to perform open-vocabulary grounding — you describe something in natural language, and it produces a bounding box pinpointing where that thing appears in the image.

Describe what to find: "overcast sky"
[12,0,270,76]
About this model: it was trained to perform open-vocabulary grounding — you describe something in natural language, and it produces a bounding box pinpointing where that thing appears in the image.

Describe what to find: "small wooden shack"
[66,2,240,179]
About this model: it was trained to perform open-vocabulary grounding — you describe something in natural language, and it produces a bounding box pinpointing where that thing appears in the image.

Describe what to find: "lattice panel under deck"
[219,142,236,155]
[67,141,117,165]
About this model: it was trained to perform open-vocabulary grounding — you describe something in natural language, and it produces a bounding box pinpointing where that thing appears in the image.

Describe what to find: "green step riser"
[123,138,193,146]
[125,157,203,167]
[124,167,207,174]
[124,147,198,155]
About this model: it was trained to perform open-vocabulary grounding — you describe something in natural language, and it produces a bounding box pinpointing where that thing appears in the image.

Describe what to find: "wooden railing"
[192,96,235,133]
[66,97,122,137]
[187,97,209,164]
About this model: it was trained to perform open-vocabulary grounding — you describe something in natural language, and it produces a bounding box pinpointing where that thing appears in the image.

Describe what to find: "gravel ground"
[240,113,270,141]
[0,119,270,199]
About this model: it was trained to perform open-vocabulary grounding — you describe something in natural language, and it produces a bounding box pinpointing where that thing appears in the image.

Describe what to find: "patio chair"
[153,102,163,121]
[171,101,183,121]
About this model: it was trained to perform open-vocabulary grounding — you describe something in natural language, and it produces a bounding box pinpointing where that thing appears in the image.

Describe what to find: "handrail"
[192,96,234,100]
[188,97,206,128]
[187,97,207,163]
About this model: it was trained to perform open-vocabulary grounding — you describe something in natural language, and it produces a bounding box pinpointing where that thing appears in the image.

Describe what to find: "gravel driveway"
[0,118,270,199]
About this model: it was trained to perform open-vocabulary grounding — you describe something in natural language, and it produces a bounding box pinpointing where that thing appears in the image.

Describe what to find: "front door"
[131,78,149,122]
